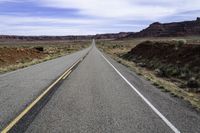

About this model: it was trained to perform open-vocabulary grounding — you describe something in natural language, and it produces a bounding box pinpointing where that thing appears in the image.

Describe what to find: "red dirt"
[124,41,200,68]
[0,47,45,67]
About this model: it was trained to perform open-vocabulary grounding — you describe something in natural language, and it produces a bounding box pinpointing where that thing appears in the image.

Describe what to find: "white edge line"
[98,50,181,133]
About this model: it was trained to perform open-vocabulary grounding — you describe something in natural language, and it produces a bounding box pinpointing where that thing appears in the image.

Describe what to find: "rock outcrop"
[127,17,200,38]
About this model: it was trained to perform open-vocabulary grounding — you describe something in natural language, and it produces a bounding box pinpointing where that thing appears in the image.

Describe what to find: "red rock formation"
[127,17,200,38]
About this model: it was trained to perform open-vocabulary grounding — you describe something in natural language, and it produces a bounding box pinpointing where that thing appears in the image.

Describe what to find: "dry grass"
[0,40,90,74]
[96,38,200,111]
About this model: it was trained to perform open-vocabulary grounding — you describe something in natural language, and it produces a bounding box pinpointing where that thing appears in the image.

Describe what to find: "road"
[1,41,200,133]
[0,47,90,130]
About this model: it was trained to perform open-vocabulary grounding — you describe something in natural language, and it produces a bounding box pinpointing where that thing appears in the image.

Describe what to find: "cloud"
[0,15,143,35]
[39,0,175,20]
[0,22,138,35]
[0,0,200,35]
[0,15,102,25]
[0,14,99,35]
[0,25,94,35]
[39,0,200,20]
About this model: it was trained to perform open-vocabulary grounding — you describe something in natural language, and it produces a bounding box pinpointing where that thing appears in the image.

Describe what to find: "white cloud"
[0,25,94,35]
[0,15,102,25]
[0,23,137,35]
[0,15,141,35]
[39,0,200,20]
[1,0,200,35]
[40,0,174,19]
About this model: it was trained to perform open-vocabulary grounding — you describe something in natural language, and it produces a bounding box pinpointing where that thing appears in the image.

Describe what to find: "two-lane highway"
[1,41,200,133]
[25,42,200,133]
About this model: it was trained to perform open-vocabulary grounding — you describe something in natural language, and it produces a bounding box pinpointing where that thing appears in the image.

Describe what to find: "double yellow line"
[1,55,86,133]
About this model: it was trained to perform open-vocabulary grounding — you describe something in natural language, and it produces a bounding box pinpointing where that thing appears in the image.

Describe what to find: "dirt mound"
[125,41,200,67]
[123,41,200,90]
[0,47,45,67]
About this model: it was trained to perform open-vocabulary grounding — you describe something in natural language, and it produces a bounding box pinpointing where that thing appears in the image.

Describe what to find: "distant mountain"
[1,18,200,41]
[0,35,93,41]
[126,17,200,38]
[0,32,133,41]
[94,32,131,39]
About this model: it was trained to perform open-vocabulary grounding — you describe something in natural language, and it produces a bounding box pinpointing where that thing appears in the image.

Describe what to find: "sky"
[0,0,200,35]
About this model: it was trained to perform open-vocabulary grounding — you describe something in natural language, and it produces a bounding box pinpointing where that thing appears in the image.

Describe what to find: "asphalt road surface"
[1,41,200,133]
[0,47,90,130]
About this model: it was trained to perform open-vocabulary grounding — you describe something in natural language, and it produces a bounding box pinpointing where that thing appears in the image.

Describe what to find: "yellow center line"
[62,70,72,80]
[1,57,84,133]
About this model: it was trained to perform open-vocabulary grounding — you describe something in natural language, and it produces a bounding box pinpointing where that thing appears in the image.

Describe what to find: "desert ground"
[96,37,200,110]
[0,40,90,73]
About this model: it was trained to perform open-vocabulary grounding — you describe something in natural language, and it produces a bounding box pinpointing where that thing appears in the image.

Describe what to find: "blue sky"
[0,0,200,35]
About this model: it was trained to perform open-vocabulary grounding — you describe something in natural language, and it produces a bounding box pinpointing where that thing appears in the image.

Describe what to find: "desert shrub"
[112,45,116,48]
[155,68,165,77]
[20,57,31,63]
[34,46,44,52]
[192,66,200,73]
[172,39,187,45]
[156,65,182,78]
[152,82,159,86]
[171,67,181,76]
[158,85,165,89]
[137,62,146,67]
[173,39,187,50]
[178,39,186,45]
[179,72,187,79]
[187,77,199,89]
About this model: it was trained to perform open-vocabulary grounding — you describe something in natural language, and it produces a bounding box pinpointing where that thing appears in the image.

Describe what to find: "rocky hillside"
[127,17,200,38]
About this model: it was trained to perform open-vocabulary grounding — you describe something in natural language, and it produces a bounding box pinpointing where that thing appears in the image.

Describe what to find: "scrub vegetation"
[96,37,200,111]
[0,40,90,74]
